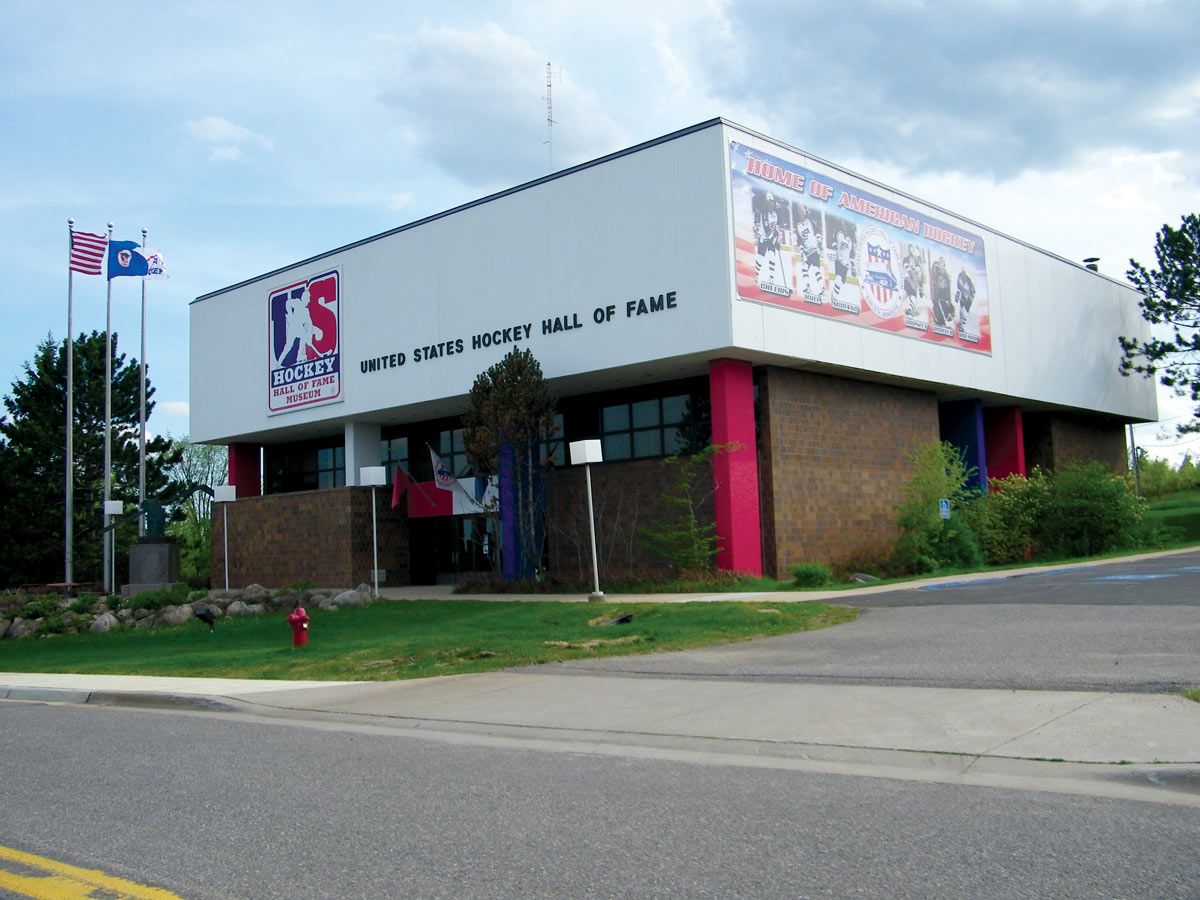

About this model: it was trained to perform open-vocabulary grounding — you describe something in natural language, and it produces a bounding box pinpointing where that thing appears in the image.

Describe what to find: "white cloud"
[185,115,273,162]
[160,400,190,417]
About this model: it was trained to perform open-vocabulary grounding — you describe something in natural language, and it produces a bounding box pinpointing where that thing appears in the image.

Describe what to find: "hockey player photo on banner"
[792,202,826,306]
[729,139,991,355]
[750,188,793,298]
[826,216,859,314]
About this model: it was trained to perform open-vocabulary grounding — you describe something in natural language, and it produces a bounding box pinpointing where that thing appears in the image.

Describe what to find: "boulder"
[318,598,337,611]
[0,617,9,638]
[89,599,109,615]
[355,583,373,596]
[243,603,266,616]
[271,591,301,612]
[331,590,370,609]
[134,615,156,630]
[116,609,135,624]
[225,600,251,617]
[132,608,153,621]
[89,612,120,633]
[243,583,270,602]
[57,596,72,610]
[155,605,194,627]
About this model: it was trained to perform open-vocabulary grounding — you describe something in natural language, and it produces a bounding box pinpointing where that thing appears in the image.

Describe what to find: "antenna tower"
[542,61,557,172]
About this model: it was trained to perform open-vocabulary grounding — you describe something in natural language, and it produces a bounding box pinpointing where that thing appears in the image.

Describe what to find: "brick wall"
[210,487,410,589]
[545,457,716,579]
[758,367,940,576]
[1023,411,1128,474]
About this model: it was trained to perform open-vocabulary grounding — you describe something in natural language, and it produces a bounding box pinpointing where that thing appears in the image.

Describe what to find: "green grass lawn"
[0,599,857,681]
[1144,488,1200,543]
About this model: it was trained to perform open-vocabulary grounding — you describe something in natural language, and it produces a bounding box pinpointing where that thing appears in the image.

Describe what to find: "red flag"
[391,465,411,509]
[69,231,108,275]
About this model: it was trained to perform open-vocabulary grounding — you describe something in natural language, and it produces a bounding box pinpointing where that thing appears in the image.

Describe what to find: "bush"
[967,471,1050,565]
[893,441,983,573]
[19,598,57,620]
[790,563,832,587]
[122,584,191,611]
[1037,461,1145,558]
[637,444,734,575]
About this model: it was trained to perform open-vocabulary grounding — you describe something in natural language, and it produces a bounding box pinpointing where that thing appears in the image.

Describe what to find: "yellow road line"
[0,843,183,899]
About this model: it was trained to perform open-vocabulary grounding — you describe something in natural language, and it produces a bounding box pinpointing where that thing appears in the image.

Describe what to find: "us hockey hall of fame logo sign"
[267,270,342,414]
[729,140,991,354]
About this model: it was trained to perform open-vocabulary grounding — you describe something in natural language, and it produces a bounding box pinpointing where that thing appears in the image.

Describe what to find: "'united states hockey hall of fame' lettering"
[267,269,343,414]
[728,141,991,355]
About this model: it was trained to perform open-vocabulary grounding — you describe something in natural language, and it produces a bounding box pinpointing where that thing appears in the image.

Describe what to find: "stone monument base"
[121,537,182,598]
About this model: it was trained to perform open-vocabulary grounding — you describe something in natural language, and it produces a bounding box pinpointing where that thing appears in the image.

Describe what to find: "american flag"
[69,230,108,275]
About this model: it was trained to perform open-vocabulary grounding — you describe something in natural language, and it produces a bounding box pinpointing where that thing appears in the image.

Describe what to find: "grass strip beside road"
[0,599,857,681]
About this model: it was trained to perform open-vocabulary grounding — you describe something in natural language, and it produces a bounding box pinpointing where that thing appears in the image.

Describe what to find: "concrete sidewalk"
[376,545,1200,604]
[3,669,1198,767]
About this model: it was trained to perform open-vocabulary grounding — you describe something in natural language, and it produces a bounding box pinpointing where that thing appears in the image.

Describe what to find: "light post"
[361,466,387,598]
[103,500,124,596]
[214,485,237,591]
[569,440,604,602]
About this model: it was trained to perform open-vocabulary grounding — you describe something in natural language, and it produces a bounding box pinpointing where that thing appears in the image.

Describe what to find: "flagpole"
[138,226,148,537]
[103,222,113,594]
[65,219,75,586]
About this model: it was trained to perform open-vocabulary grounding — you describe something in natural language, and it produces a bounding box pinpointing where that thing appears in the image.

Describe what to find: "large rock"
[132,608,153,621]
[155,605,194,627]
[318,598,337,611]
[243,603,266,616]
[116,609,135,624]
[89,612,120,633]
[355,583,373,596]
[133,615,156,630]
[0,617,10,638]
[225,600,251,617]
[6,619,37,643]
[331,589,370,609]
[89,599,109,615]
[243,583,270,603]
[269,591,301,612]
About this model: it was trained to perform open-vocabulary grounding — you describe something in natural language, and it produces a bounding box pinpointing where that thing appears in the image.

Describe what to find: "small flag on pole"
[107,241,169,279]
[69,231,108,275]
[391,465,411,509]
[430,448,456,491]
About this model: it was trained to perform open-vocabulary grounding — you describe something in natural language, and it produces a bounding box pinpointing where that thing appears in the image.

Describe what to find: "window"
[438,428,469,477]
[316,446,345,489]
[381,436,409,483]
[265,440,344,493]
[539,414,565,467]
[600,394,689,461]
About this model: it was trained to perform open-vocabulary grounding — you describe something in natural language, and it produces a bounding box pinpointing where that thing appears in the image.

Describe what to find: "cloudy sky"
[2,0,1198,459]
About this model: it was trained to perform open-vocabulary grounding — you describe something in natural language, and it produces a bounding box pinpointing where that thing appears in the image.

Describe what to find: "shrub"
[1037,461,1145,558]
[790,563,832,587]
[637,444,736,576]
[893,441,983,573]
[967,471,1051,565]
[19,598,57,620]
[122,584,191,611]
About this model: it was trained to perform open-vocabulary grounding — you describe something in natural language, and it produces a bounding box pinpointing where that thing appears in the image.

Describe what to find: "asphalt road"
[2,701,1197,899]
[535,550,1200,691]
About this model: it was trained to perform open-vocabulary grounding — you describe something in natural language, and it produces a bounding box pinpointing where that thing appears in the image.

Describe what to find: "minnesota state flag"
[107,241,169,280]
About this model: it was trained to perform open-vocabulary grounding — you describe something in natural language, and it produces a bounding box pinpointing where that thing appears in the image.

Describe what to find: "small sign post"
[938,498,951,520]
[361,466,388,598]
[569,439,604,601]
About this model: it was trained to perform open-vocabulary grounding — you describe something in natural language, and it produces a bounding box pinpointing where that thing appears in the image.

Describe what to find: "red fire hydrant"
[286,606,309,647]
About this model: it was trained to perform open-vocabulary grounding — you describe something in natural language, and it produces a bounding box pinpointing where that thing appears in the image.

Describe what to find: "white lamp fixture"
[214,485,237,591]
[568,440,604,601]
[360,466,387,598]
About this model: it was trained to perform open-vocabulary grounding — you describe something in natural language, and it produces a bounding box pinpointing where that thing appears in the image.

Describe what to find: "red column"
[228,443,261,498]
[984,407,1026,482]
[709,359,762,575]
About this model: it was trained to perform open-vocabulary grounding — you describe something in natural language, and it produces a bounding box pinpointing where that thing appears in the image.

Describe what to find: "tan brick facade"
[210,487,410,589]
[757,367,941,577]
[545,457,716,579]
[1023,411,1128,474]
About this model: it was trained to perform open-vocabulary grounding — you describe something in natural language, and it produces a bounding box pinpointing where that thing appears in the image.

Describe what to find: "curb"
[1,685,240,712]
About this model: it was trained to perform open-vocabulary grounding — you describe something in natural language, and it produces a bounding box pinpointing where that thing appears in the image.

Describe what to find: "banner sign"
[267,269,342,414]
[730,141,991,354]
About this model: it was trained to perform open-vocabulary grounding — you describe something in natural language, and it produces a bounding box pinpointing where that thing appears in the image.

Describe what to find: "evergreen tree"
[462,348,557,577]
[0,331,181,587]
[1120,213,1200,433]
